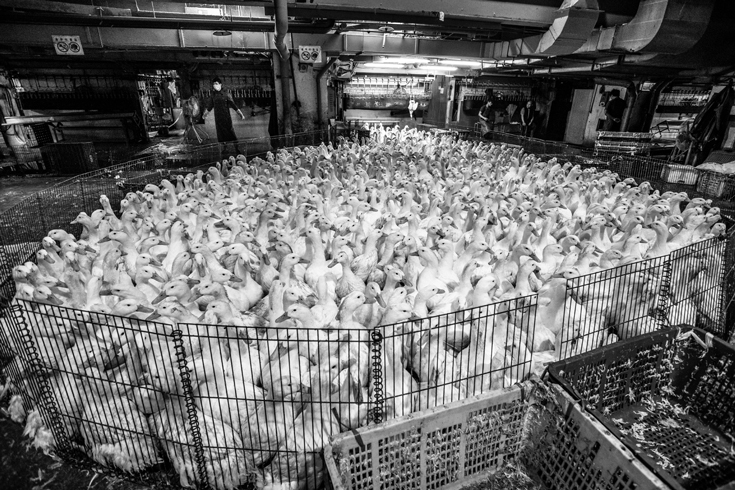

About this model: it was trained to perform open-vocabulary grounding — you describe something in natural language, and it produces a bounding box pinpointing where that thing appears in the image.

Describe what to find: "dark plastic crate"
[548,327,735,490]
[41,141,98,173]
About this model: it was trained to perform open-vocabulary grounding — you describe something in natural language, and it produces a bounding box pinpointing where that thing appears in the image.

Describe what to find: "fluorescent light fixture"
[362,63,405,69]
[420,65,458,71]
[379,57,426,64]
[439,60,481,67]
[212,30,232,37]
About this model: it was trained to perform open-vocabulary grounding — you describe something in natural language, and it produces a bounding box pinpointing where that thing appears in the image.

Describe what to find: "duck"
[329,250,365,300]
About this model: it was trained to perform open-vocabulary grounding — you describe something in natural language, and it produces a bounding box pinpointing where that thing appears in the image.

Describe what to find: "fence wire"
[6,296,538,489]
[0,130,329,303]
[559,255,671,360]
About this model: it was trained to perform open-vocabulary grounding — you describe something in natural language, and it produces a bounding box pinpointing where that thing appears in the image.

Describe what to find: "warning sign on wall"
[298,46,322,64]
[52,35,84,56]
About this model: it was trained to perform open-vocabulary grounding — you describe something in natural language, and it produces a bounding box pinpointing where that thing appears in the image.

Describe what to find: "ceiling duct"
[575,0,716,54]
[482,0,601,60]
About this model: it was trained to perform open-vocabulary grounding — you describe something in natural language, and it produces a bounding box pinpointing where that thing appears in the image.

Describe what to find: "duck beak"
[186,278,200,286]
[99,289,112,296]
[376,295,387,308]
[327,260,338,268]
[409,251,419,257]
[98,236,111,243]
[151,273,165,283]
[298,258,309,264]
[149,257,162,267]
[146,312,161,321]
[46,295,63,306]
[55,281,69,289]
[137,305,154,313]
[43,255,56,264]
[213,221,225,228]
[436,289,446,294]
[529,252,541,262]
[152,292,167,304]
[84,245,97,254]
[229,276,243,283]
[266,244,276,252]
[275,313,289,323]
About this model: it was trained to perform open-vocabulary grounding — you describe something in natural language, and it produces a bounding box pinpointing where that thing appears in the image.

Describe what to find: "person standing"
[604,89,626,132]
[202,76,245,153]
[478,98,494,136]
[520,100,535,137]
[408,98,418,119]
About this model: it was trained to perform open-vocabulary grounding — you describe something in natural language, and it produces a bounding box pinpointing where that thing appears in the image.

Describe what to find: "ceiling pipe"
[316,56,339,129]
[0,9,335,33]
[274,0,290,60]
[274,0,292,135]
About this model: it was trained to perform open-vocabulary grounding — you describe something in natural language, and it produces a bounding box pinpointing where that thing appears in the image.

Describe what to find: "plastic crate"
[40,141,98,173]
[661,164,698,185]
[616,157,666,182]
[696,170,735,199]
[548,327,735,490]
[324,381,667,490]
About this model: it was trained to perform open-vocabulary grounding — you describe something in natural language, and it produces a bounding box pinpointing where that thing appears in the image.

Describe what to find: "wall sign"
[52,35,84,56]
[298,46,322,64]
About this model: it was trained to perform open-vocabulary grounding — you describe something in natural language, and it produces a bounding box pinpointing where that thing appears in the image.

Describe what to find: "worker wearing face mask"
[202,76,245,152]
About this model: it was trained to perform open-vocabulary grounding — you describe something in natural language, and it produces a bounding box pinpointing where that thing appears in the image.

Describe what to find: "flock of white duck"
[6,125,726,490]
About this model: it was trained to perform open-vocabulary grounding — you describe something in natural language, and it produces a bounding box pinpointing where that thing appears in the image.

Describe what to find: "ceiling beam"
[0,22,273,50]
[276,0,559,28]
[0,9,334,33]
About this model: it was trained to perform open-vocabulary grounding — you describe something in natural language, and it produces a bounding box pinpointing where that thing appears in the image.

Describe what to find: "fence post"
[78,179,88,216]
[371,326,383,425]
[172,328,209,490]
[9,304,72,453]
[36,194,48,234]
[718,233,732,340]
[657,258,672,330]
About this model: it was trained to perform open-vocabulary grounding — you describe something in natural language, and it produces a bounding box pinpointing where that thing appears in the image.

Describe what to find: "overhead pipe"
[316,56,339,129]
[274,0,292,135]
[0,9,335,33]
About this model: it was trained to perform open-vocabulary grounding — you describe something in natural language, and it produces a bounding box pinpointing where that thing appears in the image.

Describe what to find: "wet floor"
[0,176,71,214]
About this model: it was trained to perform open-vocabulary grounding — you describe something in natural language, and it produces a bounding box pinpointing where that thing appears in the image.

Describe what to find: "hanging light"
[362,63,405,69]
[378,57,427,65]
[420,65,458,72]
[213,30,232,37]
[439,59,481,67]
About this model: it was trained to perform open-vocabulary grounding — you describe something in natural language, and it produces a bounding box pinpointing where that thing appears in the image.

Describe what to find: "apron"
[207,91,238,142]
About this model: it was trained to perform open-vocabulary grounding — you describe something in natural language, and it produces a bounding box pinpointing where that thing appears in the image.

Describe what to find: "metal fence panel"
[379,295,537,421]
[559,256,671,360]
[668,237,727,334]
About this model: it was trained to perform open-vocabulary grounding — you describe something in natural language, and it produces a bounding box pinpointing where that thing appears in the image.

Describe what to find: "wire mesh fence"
[667,236,727,334]
[378,295,537,422]
[5,295,539,489]
[558,255,671,360]
[0,130,329,303]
